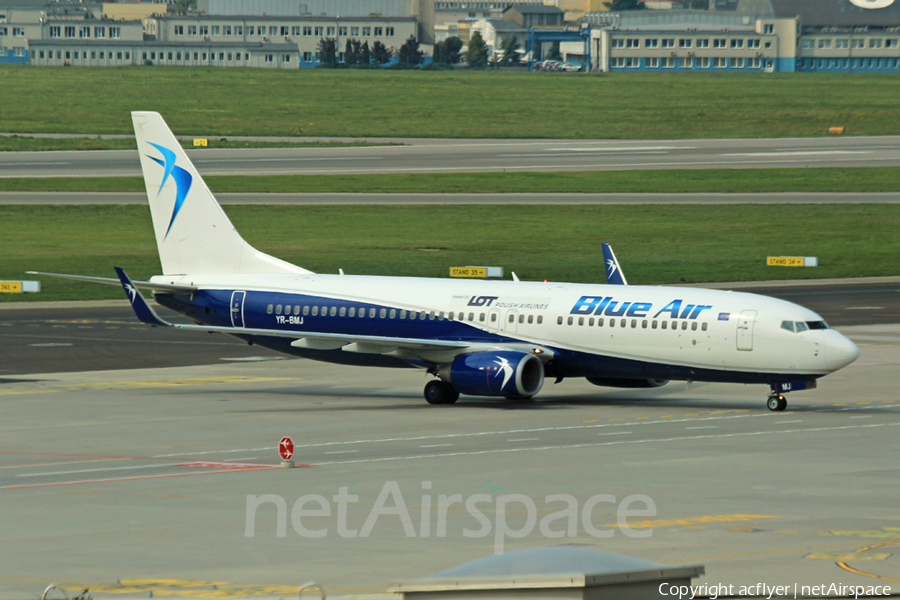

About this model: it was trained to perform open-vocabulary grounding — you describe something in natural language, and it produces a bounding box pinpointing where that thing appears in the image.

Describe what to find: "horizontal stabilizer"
[27,271,196,293]
[601,243,628,285]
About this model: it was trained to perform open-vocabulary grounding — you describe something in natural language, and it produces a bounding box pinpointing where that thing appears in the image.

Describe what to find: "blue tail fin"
[601,243,628,285]
[114,267,170,327]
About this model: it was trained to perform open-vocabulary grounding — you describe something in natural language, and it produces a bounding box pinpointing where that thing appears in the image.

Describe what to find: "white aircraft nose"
[825,333,860,371]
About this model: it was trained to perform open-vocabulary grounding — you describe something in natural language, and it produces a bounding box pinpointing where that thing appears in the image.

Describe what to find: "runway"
[0,321,898,598]
[4,136,900,178]
[3,191,900,205]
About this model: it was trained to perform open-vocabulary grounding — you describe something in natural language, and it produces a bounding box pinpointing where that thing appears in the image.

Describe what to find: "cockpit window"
[781,320,795,333]
[806,320,829,330]
[795,321,809,333]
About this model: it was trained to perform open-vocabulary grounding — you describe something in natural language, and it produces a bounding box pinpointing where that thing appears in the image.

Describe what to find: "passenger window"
[339,307,346,317]
[557,316,563,325]
[468,312,474,321]
[369,308,376,318]
[672,321,677,330]
[509,314,515,323]
[430,311,435,320]
[578,317,584,326]
[321,306,327,315]
[597,318,604,326]
[330,306,337,317]
[642,320,648,329]
[588,317,594,326]
[479,313,485,322]
[439,312,445,320]
[311,306,318,316]
[276,305,283,315]
[400,310,407,319]
[691,322,697,331]
[610,319,616,328]
[421,311,428,321]
[389,309,396,319]
[537,316,543,324]
[661,321,667,330]
[567,316,574,325]
[796,322,809,332]
[621,319,627,328]
[294,306,300,316]
[303,306,309,315]
[652,321,657,329]
[491,313,497,322]
[681,321,688,330]
[348,307,355,317]
[631,319,637,328]
[267,304,273,314]
[528,315,534,324]
[781,321,795,333]
[701,322,708,331]
[378,309,386,318]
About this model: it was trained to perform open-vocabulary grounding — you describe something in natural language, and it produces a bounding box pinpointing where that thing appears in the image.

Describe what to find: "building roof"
[504,4,565,15]
[740,0,900,26]
[487,19,527,31]
[30,38,300,50]
[157,14,416,22]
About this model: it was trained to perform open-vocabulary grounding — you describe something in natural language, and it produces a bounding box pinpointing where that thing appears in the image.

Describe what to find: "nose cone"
[825,333,860,371]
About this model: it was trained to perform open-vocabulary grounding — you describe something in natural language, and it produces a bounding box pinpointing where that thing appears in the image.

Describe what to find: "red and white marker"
[279,436,294,462]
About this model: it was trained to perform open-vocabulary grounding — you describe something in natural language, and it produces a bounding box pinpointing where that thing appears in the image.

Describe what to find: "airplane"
[30,112,860,412]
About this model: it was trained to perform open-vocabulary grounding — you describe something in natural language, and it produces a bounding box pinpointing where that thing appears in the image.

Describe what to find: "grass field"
[2,167,900,194]
[2,67,900,139]
[2,204,897,302]
[0,136,394,152]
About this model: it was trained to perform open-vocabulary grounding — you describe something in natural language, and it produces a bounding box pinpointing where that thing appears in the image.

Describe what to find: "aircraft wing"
[112,267,551,362]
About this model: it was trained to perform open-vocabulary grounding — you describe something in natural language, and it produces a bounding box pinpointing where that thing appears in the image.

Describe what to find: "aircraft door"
[736,310,756,351]
[488,308,500,331]
[505,310,518,333]
[230,290,246,328]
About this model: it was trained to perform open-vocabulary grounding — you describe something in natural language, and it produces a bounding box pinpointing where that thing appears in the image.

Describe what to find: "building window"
[612,56,625,68]
[662,38,674,48]
[679,38,692,48]
[733,57,745,68]
[713,38,726,48]
[303,51,312,61]
[269,26,277,35]
[94,26,106,38]
[14,46,25,56]
[662,56,674,68]
[74,51,80,59]
[886,38,898,48]
[211,25,220,35]
[226,52,232,60]
[50,26,60,38]
[200,26,208,36]
[834,38,847,48]
[338,26,347,36]
[362,26,371,36]
[696,38,709,48]
[117,51,122,59]
[168,52,173,60]
[283,54,290,62]
[281,26,289,36]
[851,38,865,49]
[174,25,183,35]
[681,57,693,68]
[224,25,232,35]
[303,26,312,36]
[698,56,710,68]
[801,39,814,49]
[612,38,624,48]
[870,38,883,49]
[39,50,44,58]
[0,27,7,36]
[386,26,394,36]
[731,38,743,48]
[749,57,760,68]
[292,26,300,36]
[201,52,207,60]
[109,27,120,38]
[65,26,75,38]
[219,52,224,60]
[713,56,727,68]
[246,26,255,35]
[235,25,243,35]
[763,24,774,34]
[265,53,273,62]
[645,38,658,48]
[315,26,323,36]
[351,26,359,36]
[625,56,638,68]
[748,39,760,48]
[327,26,335,36]
[626,38,639,48]
[79,26,90,38]
[647,56,658,67]
[818,38,831,49]
[374,26,383,36]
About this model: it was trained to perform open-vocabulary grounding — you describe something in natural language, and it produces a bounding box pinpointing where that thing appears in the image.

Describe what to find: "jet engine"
[439,351,545,398]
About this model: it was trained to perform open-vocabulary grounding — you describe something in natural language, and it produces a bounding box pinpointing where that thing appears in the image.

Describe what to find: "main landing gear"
[424,380,459,405]
[767,393,787,412]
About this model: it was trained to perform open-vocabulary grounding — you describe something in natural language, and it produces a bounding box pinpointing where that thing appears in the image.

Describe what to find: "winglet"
[114,267,171,327]
[601,243,628,285]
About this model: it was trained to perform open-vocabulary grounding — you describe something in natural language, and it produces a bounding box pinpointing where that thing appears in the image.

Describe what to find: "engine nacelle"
[586,377,669,389]
[440,351,545,398]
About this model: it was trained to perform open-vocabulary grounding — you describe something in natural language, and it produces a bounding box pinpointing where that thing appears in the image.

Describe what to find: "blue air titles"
[570,296,712,320]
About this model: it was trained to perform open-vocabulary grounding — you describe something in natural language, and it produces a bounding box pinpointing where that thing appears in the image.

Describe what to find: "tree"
[316,37,338,68]
[466,31,489,68]
[432,41,444,65]
[500,35,521,66]
[606,0,645,10]
[371,40,392,65]
[546,41,561,61]
[443,36,463,64]
[398,35,423,68]
[173,0,196,15]
[682,0,709,8]
[360,40,371,65]
[344,38,356,66]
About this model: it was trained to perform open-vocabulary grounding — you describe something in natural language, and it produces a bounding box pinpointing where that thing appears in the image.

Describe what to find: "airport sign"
[278,436,294,461]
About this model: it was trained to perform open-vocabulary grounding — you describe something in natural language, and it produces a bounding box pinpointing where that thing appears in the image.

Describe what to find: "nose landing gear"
[767,393,787,411]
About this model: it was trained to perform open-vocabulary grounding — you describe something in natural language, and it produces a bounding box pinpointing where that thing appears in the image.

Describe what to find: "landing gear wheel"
[767,394,787,412]
[424,380,459,405]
